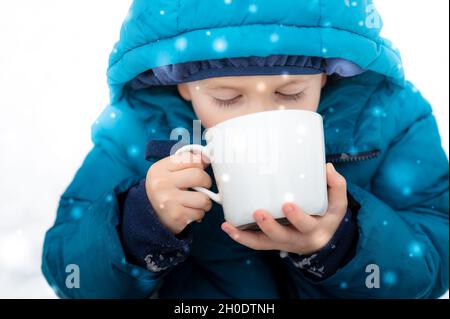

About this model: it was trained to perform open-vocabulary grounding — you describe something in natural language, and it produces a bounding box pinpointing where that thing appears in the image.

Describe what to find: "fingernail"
[284,204,294,213]
[254,212,266,222]
[222,224,231,233]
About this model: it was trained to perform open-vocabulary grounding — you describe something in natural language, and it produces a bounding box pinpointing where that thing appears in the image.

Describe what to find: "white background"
[0,0,448,298]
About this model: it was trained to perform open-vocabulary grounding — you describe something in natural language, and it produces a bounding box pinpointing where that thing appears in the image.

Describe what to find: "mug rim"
[208,109,322,132]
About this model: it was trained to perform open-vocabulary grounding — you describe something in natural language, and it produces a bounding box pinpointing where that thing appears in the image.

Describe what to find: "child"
[42,0,449,298]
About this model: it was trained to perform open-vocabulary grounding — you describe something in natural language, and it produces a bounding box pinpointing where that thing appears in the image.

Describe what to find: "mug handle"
[174,144,222,205]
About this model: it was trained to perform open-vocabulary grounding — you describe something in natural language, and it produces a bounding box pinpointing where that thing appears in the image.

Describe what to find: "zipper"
[326,149,381,164]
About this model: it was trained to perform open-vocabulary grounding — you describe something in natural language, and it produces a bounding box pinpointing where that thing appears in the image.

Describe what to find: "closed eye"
[213,95,242,107]
[276,91,305,101]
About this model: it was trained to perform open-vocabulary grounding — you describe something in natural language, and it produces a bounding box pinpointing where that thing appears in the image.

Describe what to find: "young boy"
[42,0,449,298]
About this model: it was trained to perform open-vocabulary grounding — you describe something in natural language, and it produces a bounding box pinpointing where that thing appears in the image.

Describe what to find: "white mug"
[174,109,328,230]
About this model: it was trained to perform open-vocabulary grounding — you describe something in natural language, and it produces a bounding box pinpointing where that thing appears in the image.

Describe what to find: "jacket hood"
[107,0,404,103]
[96,0,406,175]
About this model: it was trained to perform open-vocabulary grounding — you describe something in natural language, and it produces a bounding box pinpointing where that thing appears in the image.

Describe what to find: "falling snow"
[127,145,140,158]
[284,192,295,202]
[248,4,258,13]
[70,207,83,220]
[105,194,113,203]
[382,271,398,286]
[213,37,228,52]
[408,241,424,258]
[175,37,188,51]
[270,33,279,43]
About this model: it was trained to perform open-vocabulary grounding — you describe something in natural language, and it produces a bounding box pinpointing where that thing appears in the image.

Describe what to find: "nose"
[248,96,284,112]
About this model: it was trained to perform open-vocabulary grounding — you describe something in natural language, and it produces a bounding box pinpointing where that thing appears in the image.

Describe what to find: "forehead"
[199,74,317,90]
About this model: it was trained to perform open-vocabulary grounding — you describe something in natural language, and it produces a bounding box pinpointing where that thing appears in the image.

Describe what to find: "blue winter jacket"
[42,0,449,298]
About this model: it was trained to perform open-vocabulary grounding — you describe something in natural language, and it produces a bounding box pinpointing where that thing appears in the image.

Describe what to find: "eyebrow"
[205,78,308,90]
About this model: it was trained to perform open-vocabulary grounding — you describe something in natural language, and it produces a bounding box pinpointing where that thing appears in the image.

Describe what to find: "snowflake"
[213,37,228,52]
[221,173,230,182]
[70,207,83,220]
[408,241,424,258]
[175,37,188,51]
[127,145,140,158]
[105,194,113,203]
[382,271,398,286]
[284,192,295,202]
[256,82,267,92]
[248,4,258,13]
[402,186,412,196]
[270,33,280,43]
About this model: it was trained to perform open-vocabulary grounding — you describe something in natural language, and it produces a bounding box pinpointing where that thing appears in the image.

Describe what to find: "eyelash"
[213,92,305,107]
[213,96,242,107]
[276,91,305,102]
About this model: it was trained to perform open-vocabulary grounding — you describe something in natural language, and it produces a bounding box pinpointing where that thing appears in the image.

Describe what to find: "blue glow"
[127,145,140,158]
[249,4,258,13]
[70,207,83,220]
[213,37,228,52]
[408,241,424,258]
[382,271,398,286]
[131,268,140,277]
[105,194,114,203]
[175,37,188,51]
[402,186,412,196]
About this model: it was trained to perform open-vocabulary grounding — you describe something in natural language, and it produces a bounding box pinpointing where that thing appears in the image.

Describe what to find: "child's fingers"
[326,163,348,212]
[253,210,297,244]
[178,190,213,212]
[180,206,206,224]
[282,202,317,233]
[172,167,212,189]
[161,201,206,233]
[167,151,209,171]
[221,222,278,250]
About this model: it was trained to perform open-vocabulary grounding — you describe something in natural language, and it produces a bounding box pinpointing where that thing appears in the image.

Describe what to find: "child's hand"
[221,163,348,255]
[145,151,213,235]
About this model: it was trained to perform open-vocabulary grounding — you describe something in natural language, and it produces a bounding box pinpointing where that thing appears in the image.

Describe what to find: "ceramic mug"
[174,109,328,230]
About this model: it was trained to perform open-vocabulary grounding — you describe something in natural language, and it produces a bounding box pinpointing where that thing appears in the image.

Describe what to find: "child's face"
[177,74,327,128]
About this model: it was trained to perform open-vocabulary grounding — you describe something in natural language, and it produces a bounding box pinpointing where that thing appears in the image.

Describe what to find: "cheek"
[301,87,322,111]
[191,101,227,128]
